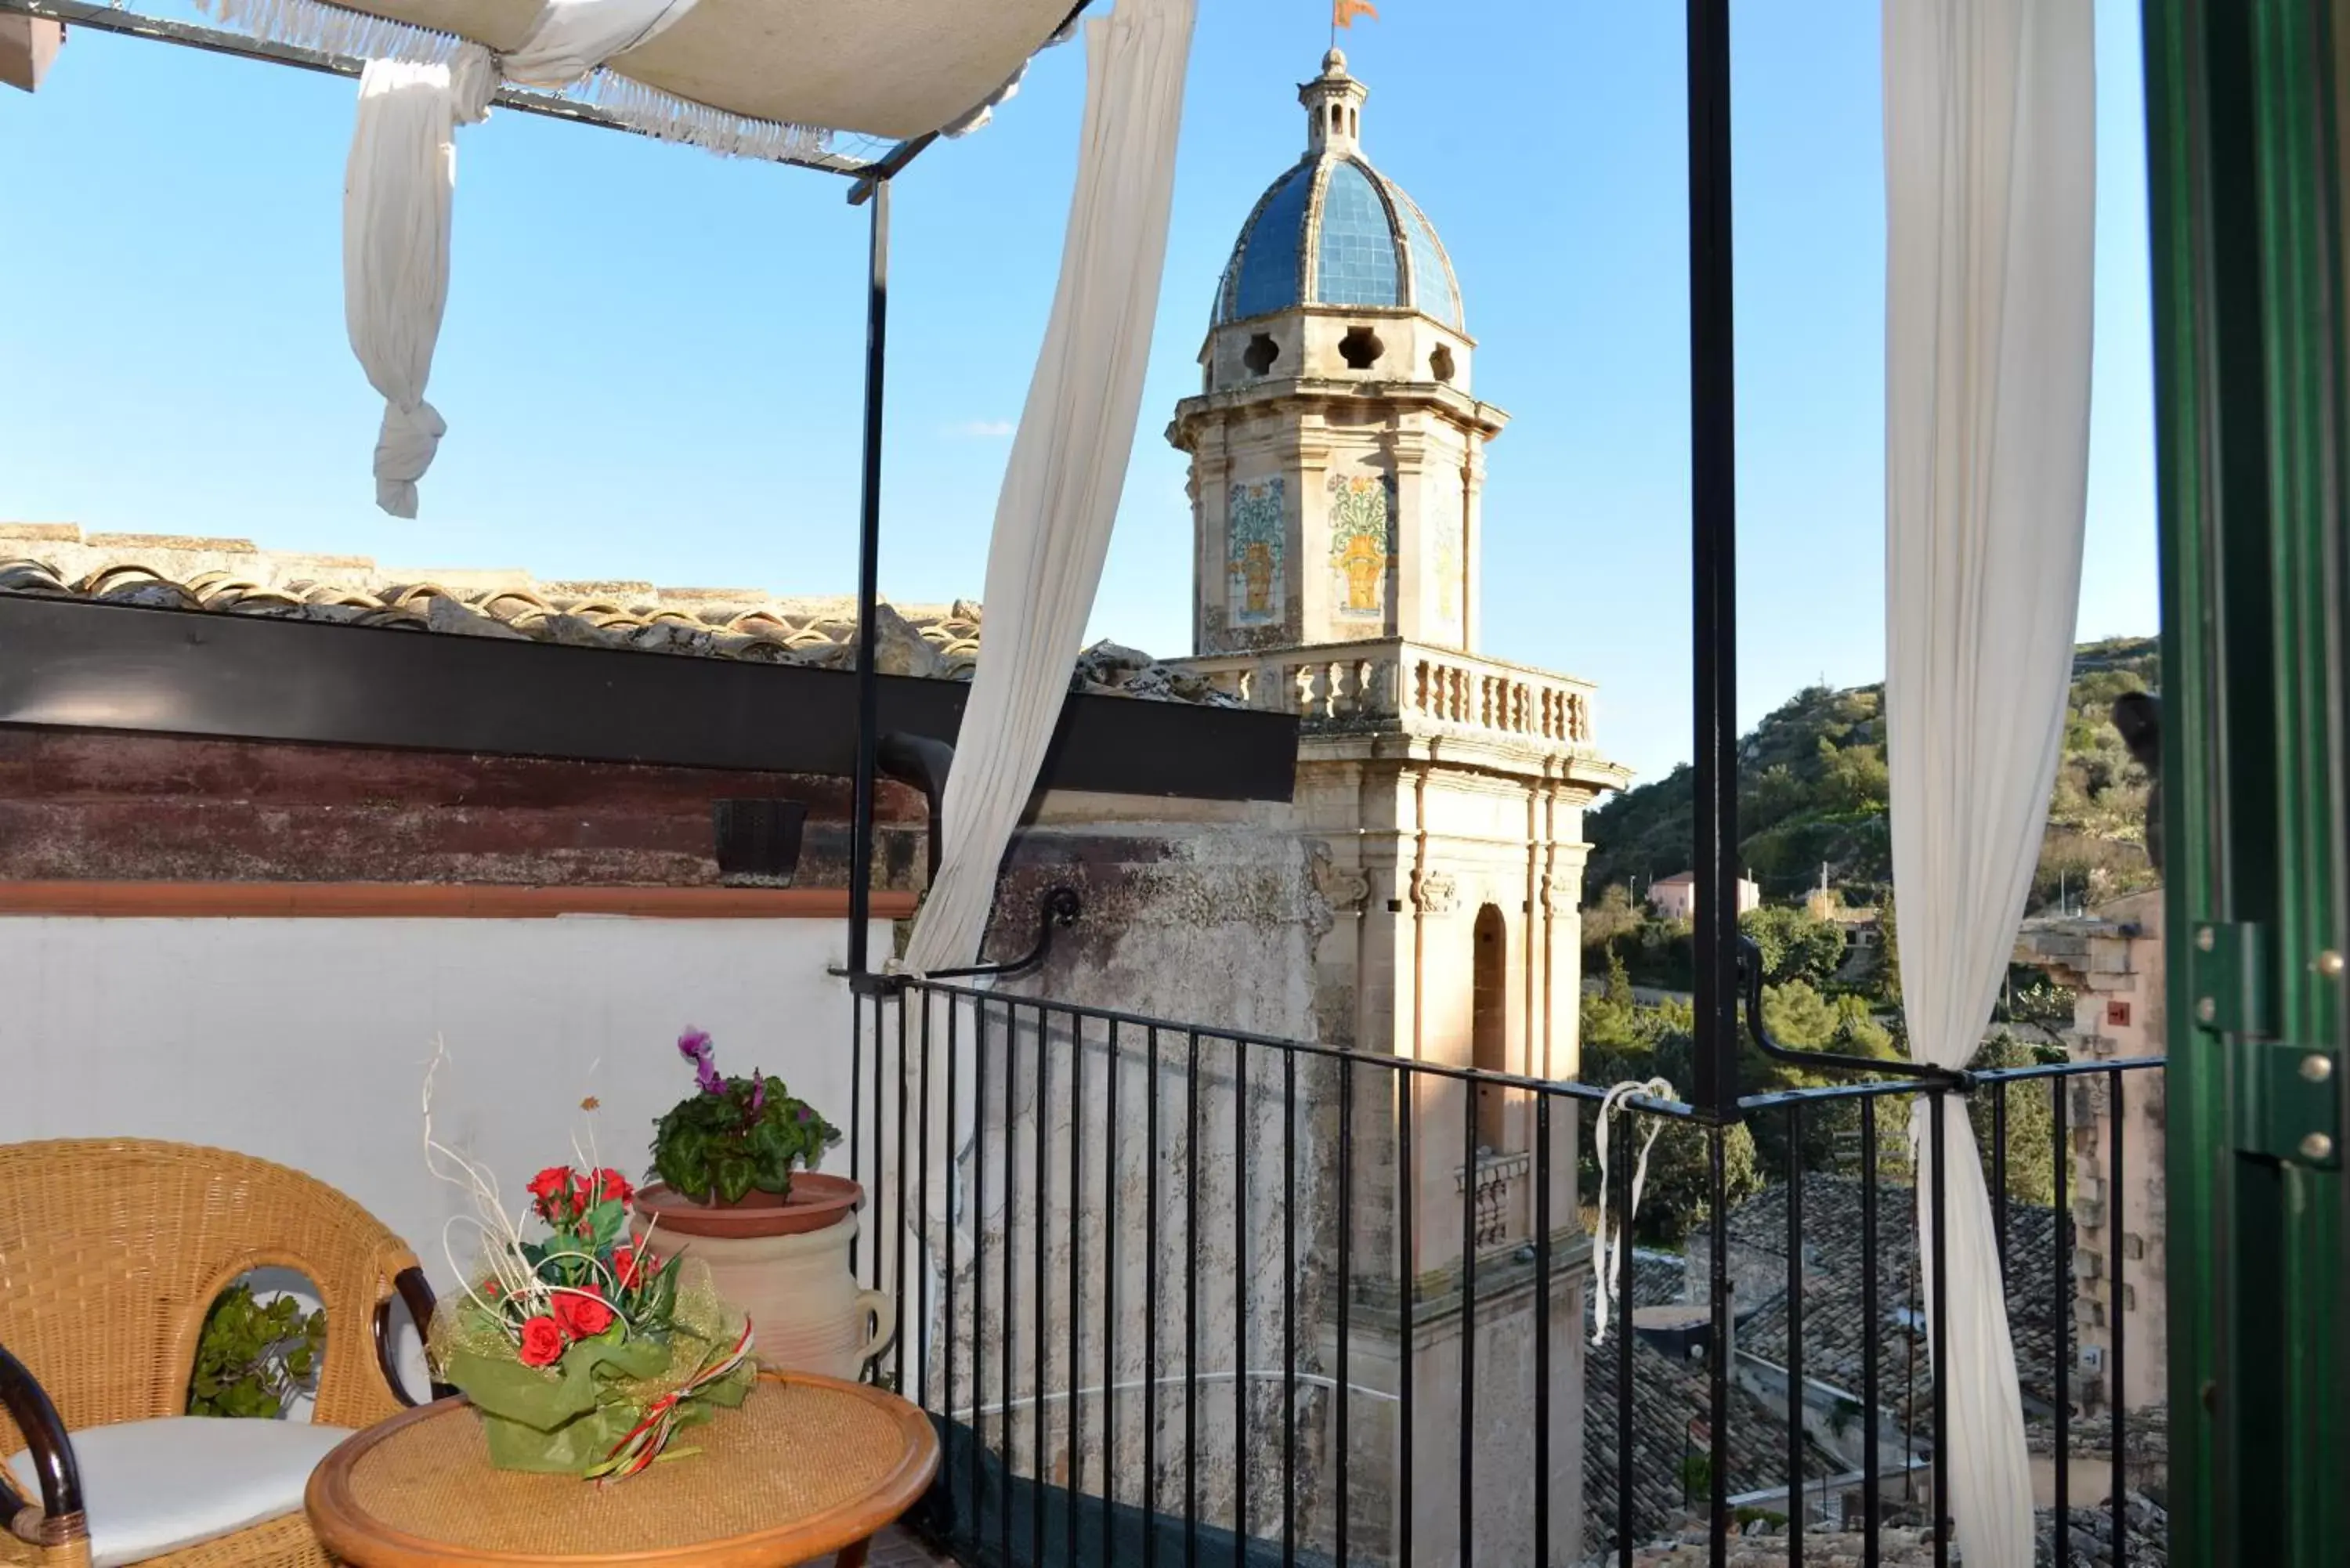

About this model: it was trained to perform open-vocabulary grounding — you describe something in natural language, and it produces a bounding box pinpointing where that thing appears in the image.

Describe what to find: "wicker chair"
[0,1140,438,1568]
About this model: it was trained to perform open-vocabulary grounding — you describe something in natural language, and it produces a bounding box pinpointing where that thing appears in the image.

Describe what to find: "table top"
[305,1372,940,1567]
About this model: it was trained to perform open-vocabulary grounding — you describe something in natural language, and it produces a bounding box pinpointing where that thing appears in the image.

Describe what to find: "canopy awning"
[306,0,1079,140]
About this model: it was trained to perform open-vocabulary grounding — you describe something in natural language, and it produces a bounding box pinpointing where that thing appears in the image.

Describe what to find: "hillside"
[1584,637,2160,909]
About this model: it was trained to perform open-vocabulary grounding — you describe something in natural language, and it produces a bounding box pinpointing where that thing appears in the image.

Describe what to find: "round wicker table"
[305,1372,939,1568]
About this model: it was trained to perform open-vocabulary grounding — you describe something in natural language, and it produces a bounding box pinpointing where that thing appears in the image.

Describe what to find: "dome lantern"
[1303,49,1368,160]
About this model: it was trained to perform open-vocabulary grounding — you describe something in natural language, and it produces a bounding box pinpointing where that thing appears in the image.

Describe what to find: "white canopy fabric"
[340,0,703,516]
[203,0,1079,143]
[342,54,488,518]
[1882,3,2096,1565]
[215,0,1079,514]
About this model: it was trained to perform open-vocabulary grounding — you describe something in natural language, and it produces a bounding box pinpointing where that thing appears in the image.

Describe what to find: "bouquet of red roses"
[421,1091,756,1482]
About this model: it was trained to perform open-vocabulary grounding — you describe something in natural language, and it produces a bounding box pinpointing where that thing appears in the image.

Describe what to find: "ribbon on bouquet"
[587,1321,757,1484]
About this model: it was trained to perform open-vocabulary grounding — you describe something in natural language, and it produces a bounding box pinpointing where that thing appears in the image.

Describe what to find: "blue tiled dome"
[1213,58,1463,333]
[1216,156,1464,331]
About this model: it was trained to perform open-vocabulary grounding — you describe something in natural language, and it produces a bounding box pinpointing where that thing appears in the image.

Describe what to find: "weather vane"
[1332,0,1379,49]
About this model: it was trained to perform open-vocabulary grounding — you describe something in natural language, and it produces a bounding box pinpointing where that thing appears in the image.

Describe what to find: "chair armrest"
[0,1339,83,1543]
[374,1267,457,1407]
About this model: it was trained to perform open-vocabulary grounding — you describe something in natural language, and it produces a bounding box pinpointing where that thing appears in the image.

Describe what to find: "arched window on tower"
[1473,904,1510,1153]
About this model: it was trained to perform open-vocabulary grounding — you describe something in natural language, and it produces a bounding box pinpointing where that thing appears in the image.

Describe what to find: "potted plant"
[420,1113,757,1481]
[631,1029,890,1378]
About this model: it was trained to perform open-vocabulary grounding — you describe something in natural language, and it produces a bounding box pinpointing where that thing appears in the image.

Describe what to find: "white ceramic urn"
[635,1211,891,1379]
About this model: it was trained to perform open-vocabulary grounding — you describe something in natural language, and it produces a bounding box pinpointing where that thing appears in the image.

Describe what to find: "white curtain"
[1882,4,2095,1565]
[342,0,700,517]
[876,0,1193,1415]
[344,52,491,519]
[901,0,1196,974]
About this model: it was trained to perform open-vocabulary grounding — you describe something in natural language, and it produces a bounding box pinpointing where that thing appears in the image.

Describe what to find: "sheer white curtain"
[1882,3,2095,1564]
[344,52,491,519]
[900,0,1195,977]
[878,0,1194,1414]
[342,0,700,517]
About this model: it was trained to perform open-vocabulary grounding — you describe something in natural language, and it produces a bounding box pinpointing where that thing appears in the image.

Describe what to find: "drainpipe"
[875,732,953,890]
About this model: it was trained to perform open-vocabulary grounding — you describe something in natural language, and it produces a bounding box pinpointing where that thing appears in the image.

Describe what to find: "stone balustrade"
[1455,1148,1534,1249]
[1177,639,1596,750]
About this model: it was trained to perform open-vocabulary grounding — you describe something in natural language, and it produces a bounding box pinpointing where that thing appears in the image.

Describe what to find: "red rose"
[612,1245,642,1288]
[595,1168,634,1205]
[553,1291,613,1339]
[517,1317,564,1367]
[527,1166,576,1218]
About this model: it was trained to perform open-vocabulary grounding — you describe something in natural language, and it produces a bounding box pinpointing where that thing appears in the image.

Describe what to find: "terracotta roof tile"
[0,525,1234,706]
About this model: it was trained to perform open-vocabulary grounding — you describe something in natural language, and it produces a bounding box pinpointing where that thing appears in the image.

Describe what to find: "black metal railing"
[844,977,2162,1568]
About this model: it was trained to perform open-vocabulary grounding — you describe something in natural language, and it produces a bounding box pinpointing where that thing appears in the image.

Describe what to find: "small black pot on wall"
[712,799,808,887]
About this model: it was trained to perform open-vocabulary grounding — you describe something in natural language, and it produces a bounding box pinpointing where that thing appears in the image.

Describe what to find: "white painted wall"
[0,915,885,1294]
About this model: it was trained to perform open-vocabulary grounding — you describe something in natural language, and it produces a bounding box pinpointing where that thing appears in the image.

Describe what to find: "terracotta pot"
[631,1179,890,1378]
[631,1172,862,1238]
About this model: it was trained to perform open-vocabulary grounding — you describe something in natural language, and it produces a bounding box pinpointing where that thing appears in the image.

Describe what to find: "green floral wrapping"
[428,1258,756,1476]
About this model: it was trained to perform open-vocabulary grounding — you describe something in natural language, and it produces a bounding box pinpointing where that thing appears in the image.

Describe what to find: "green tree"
[1610,1117,1764,1246]
[1968,1030,2057,1204]
[1584,883,1644,950]
[1872,890,1904,1005]
[1577,999,1759,1242]
[1760,979,1841,1048]
[1832,993,1896,1055]
[1603,944,1636,1008]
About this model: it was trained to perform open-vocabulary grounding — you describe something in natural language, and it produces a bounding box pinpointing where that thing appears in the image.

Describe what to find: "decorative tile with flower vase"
[631,1029,891,1380]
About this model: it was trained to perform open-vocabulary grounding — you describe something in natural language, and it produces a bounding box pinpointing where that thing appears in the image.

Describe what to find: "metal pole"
[1687,0,1739,1117]
[848,179,891,975]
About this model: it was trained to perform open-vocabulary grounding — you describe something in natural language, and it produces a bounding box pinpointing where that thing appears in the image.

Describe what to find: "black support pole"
[1687,0,1738,1118]
[848,179,892,975]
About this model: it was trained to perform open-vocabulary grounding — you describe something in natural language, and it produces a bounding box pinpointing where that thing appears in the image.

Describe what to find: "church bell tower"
[1170,49,1509,658]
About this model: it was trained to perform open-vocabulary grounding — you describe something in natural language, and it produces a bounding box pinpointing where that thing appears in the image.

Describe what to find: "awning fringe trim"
[190,0,833,161]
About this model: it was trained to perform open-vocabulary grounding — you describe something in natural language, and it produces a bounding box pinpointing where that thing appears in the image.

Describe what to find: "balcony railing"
[845,977,2163,1567]
[1177,639,1598,751]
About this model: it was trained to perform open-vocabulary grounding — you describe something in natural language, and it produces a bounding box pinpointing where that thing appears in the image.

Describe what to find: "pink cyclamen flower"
[749,1076,767,1114]
[678,1028,725,1094]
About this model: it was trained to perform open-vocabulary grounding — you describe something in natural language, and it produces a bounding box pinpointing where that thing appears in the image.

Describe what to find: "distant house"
[1647,870,1761,920]
[1806,889,1883,948]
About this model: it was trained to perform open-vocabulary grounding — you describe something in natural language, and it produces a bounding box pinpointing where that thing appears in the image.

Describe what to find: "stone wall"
[2016,890,2168,1414]
[870,796,1601,1565]
[1331,1255,1590,1564]
[883,803,1342,1551]
[0,728,927,890]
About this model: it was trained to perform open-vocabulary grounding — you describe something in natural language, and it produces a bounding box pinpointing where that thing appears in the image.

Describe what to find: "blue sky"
[0,1,2156,785]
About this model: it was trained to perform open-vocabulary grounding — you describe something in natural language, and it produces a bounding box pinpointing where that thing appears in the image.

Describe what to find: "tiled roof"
[1704,1173,2069,1417]
[0,525,1236,706]
[1589,1176,2073,1552]
[1628,1249,1691,1310]
[1583,1328,1838,1554]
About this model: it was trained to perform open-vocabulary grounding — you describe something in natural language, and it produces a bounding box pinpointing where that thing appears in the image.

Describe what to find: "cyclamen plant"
[651,1029,840,1205]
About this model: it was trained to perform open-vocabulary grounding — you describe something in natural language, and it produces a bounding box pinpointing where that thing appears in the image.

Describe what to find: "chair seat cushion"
[7,1416,355,1568]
